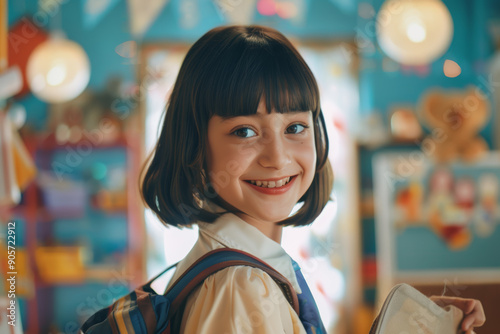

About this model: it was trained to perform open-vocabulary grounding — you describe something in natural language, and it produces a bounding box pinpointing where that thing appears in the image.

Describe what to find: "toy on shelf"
[427,168,472,250]
[38,172,87,217]
[419,86,490,163]
[390,107,423,143]
[34,246,86,284]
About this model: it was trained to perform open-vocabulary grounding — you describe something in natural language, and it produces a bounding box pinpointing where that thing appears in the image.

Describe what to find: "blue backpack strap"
[80,248,299,334]
[165,248,300,318]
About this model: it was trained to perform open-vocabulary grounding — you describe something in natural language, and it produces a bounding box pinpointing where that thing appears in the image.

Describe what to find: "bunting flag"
[127,0,170,37]
[214,0,257,25]
[82,0,120,29]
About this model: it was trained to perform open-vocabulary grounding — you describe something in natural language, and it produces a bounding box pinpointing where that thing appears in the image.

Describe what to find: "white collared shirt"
[166,212,307,334]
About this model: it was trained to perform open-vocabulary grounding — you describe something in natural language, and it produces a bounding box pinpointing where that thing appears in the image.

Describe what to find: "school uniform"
[165,210,325,333]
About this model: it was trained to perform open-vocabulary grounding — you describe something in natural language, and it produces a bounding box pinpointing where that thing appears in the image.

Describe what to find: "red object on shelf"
[361,256,377,285]
[8,17,48,98]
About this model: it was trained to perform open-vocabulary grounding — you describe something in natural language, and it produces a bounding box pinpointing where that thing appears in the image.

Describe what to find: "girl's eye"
[286,123,308,134]
[232,127,257,138]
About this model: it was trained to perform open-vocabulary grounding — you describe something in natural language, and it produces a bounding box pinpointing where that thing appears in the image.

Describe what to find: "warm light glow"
[443,59,461,78]
[46,63,67,86]
[376,0,453,65]
[27,37,90,103]
[406,22,426,43]
[276,2,298,19]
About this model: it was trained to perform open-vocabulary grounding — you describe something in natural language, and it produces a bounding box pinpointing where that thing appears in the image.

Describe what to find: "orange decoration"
[443,59,461,78]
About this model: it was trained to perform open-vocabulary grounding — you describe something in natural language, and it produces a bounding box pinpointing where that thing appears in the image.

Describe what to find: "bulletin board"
[373,151,500,298]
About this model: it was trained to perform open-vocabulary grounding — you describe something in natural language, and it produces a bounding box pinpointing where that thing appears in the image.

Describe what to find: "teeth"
[249,177,292,188]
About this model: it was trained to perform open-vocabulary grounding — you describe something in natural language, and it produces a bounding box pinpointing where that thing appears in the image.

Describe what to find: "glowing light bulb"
[406,22,426,43]
[27,37,90,103]
[376,0,453,65]
[47,63,68,86]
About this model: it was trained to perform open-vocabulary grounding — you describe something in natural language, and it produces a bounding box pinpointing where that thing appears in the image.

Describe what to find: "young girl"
[141,25,485,333]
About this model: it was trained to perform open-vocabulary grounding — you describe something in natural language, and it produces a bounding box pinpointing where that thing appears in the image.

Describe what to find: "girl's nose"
[257,130,291,170]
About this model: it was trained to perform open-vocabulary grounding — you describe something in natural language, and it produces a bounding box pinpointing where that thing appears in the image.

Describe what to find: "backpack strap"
[164,248,300,318]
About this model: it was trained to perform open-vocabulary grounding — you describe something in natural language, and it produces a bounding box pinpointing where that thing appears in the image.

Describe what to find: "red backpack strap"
[165,248,300,318]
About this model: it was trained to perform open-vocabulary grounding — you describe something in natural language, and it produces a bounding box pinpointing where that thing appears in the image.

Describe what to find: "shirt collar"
[198,212,302,294]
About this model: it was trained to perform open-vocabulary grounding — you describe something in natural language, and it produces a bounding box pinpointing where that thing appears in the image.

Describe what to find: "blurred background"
[1,0,500,333]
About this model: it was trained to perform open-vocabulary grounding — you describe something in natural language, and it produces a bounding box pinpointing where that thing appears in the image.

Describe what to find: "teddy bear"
[419,86,490,163]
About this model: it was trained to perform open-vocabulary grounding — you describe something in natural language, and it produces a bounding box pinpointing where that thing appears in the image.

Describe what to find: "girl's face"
[206,99,317,237]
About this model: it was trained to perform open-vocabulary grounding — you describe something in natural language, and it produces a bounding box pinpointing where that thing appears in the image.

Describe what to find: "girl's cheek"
[236,144,254,157]
[225,159,247,177]
[302,140,317,171]
[236,140,259,157]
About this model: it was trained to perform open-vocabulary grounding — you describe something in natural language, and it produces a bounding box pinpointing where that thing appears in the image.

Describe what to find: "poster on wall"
[373,151,500,297]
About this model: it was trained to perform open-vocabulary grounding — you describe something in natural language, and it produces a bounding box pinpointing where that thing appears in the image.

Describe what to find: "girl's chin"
[243,210,293,224]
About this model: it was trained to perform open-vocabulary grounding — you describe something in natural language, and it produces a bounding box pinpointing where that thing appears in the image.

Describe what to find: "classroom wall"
[8,0,500,144]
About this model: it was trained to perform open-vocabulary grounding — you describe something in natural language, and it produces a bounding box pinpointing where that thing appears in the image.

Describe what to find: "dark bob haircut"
[141,25,334,227]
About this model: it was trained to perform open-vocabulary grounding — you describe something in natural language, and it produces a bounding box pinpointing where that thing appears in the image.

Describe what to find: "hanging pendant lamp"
[376,0,454,65]
[26,33,90,103]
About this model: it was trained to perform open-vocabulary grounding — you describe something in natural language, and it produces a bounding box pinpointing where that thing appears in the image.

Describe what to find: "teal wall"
[8,0,500,145]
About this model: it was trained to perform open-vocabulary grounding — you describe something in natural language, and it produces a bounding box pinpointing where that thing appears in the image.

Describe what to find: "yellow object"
[0,0,7,71]
[449,230,471,250]
[35,246,85,284]
[1,247,34,297]
[96,190,127,211]
[11,130,36,191]
[353,304,375,334]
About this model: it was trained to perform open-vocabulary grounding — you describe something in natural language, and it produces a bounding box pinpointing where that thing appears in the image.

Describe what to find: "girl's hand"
[429,296,485,334]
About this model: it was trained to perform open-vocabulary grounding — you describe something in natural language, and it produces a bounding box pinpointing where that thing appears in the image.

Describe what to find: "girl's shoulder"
[180,266,305,333]
[203,265,283,293]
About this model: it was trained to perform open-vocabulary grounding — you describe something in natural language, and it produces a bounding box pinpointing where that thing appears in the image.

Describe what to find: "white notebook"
[370,284,464,334]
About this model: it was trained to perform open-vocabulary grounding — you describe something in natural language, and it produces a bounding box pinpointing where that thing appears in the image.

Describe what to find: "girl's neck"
[235,213,283,243]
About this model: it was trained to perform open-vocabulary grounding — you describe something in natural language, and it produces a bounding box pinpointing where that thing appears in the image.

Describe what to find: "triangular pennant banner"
[127,0,170,36]
[214,0,256,25]
[82,0,120,29]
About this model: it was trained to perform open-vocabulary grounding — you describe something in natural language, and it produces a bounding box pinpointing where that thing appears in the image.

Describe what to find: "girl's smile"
[206,99,317,240]
[244,175,298,194]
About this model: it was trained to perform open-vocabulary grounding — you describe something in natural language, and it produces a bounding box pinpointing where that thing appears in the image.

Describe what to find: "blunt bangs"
[190,26,320,121]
